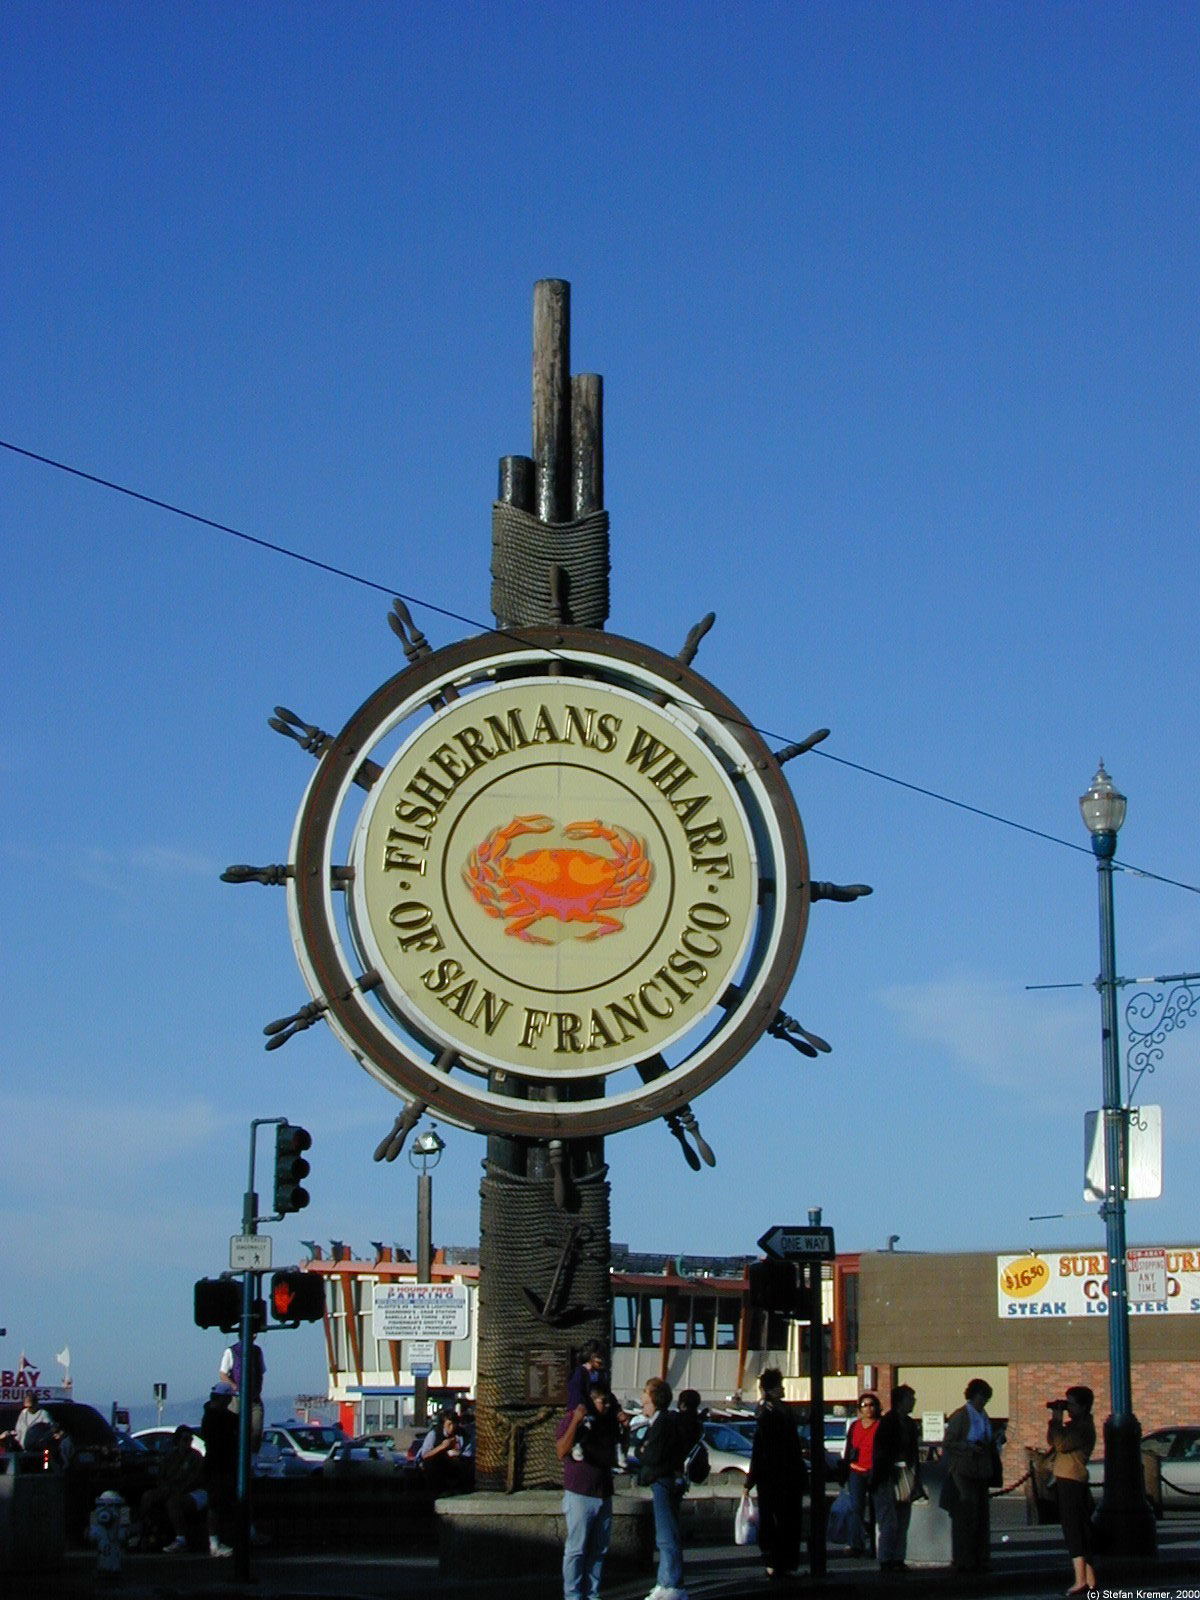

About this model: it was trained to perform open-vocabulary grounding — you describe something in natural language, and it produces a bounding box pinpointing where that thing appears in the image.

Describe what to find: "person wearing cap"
[200,1382,238,1557]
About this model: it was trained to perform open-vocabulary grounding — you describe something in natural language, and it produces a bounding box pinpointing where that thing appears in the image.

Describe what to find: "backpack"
[683,1437,710,1485]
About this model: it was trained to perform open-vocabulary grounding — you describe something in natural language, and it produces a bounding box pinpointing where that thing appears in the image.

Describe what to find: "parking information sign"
[373,1283,469,1342]
[407,1339,435,1376]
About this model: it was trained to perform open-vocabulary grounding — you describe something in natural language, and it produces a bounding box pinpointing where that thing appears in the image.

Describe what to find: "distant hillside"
[123,1393,337,1432]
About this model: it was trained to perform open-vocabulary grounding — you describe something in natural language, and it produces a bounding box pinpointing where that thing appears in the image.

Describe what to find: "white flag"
[55,1347,70,1368]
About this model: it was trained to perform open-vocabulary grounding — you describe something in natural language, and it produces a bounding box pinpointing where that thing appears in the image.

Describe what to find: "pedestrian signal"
[747,1258,799,1315]
[194,1277,241,1331]
[269,1269,325,1324]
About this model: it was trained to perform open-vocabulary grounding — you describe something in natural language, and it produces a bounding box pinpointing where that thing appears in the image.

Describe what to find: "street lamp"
[1078,761,1155,1555]
[409,1125,446,1428]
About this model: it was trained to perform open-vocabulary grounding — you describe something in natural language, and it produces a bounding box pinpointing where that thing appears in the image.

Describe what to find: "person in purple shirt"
[556,1382,618,1600]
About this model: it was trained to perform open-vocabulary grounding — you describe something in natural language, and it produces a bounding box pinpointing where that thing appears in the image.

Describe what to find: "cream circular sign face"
[348,679,757,1077]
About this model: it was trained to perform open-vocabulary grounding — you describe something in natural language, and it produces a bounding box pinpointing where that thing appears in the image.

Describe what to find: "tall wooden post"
[474,280,613,1491]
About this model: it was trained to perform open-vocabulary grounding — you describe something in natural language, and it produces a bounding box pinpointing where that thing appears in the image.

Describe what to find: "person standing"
[636,1378,688,1600]
[219,1338,265,1453]
[843,1391,881,1556]
[1047,1386,1097,1595]
[940,1377,996,1573]
[556,1382,618,1600]
[199,1382,238,1558]
[744,1367,807,1580]
[9,1391,54,1449]
[870,1384,920,1572]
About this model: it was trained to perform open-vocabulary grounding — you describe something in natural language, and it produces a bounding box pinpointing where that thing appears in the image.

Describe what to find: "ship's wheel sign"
[277,627,814,1140]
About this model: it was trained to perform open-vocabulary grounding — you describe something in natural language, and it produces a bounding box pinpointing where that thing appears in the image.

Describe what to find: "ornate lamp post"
[1078,762,1154,1554]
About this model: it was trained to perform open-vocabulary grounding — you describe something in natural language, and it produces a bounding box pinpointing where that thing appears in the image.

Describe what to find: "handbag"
[826,1487,855,1546]
[734,1491,759,1546]
[894,1462,917,1503]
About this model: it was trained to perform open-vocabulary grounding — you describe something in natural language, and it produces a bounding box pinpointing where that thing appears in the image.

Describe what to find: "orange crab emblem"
[463,814,653,943]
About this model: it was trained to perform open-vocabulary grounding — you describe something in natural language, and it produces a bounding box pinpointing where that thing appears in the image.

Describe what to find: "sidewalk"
[7,1501,1198,1599]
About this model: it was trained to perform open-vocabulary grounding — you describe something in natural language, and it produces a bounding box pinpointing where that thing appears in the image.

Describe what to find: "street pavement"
[7,1497,1198,1600]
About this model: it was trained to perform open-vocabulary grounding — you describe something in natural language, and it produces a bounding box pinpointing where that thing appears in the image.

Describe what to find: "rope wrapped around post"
[491,502,610,628]
[475,1159,611,1490]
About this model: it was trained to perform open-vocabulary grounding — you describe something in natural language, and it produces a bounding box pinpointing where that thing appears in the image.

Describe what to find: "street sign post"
[757,1224,835,1259]
[758,1215,834,1578]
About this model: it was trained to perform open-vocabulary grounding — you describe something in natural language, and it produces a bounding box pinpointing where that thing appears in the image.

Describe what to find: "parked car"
[621,1413,754,1481]
[1142,1425,1200,1507]
[700,1419,755,1480]
[0,1401,155,1539]
[132,1425,206,1458]
[1087,1425,1200,1513]
[796,1415,847,1475]
[323,1433,409,1477]
[261,1420,344,1474]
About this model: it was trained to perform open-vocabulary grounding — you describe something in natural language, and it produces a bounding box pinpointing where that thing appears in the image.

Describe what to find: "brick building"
[857,1248,1200,1465]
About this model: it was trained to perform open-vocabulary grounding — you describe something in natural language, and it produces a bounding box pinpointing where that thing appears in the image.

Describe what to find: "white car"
[132,1425,206,1457]
[1088,1425,1200,1512]
[622,1414,754,1481]
[260,1421,344,1474]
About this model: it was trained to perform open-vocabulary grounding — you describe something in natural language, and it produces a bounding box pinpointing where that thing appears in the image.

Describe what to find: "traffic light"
[269,1269,325,1324]
[273,1123,312,1214]
[194,1277,241,1331]
[748,1258,799,1315]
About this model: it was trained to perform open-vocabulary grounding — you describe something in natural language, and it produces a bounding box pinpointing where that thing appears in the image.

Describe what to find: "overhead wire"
[4,434,1198,897]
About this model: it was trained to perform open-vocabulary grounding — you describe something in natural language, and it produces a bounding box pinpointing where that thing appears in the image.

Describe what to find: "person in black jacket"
[199,1383,238,1558]
[744,1368,807,1580]
[869,1385,920,1571]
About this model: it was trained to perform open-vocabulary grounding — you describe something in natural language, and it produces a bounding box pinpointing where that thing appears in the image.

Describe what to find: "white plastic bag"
[734,1490,759,1546]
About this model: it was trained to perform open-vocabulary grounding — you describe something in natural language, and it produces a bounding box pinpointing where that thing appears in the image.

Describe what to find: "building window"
[690,1297,715,1348]
[640,1296,663,1344]
[613,1295,638,1347]
[716,1304,739,1349]
[671,1300,691,1349]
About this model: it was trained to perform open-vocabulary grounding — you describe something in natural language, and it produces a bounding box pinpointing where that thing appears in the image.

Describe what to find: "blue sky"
[2,2,1198,1412]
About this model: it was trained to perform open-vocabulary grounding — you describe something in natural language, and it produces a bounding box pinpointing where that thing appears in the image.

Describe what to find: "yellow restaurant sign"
[996,1249,1200,1318]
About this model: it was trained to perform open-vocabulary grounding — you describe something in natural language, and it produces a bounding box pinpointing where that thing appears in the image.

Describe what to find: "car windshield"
[703,1423,753,1454]
[286,1426,341,1451]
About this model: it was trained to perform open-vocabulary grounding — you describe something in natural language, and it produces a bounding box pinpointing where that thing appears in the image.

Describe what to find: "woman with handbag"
[869,1385,920,1571]
[1047,1387,1097,1595]
[940,1378,998,1573]
[842,1392,881,1556]
[743,1368,807,1580]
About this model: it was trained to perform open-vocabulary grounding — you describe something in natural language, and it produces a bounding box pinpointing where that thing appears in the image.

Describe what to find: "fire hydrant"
[87,1488,129,1577]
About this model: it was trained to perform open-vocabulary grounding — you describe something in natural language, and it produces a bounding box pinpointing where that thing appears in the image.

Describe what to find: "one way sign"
[758,1225,835,1260]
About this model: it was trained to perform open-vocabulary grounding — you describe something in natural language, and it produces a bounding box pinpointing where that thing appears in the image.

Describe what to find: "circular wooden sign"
[286,628,809,1138]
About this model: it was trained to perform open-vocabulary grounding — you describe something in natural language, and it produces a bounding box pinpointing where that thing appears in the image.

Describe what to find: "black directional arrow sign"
[757,1224,835,1259]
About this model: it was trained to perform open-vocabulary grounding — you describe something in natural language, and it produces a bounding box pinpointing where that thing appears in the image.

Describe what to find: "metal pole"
[414,1169,432,1428]
[1097,854,1131,1414]
[1093,842,1155,1555]
[806,1258,827,1578]
[234,1154,256,1582]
